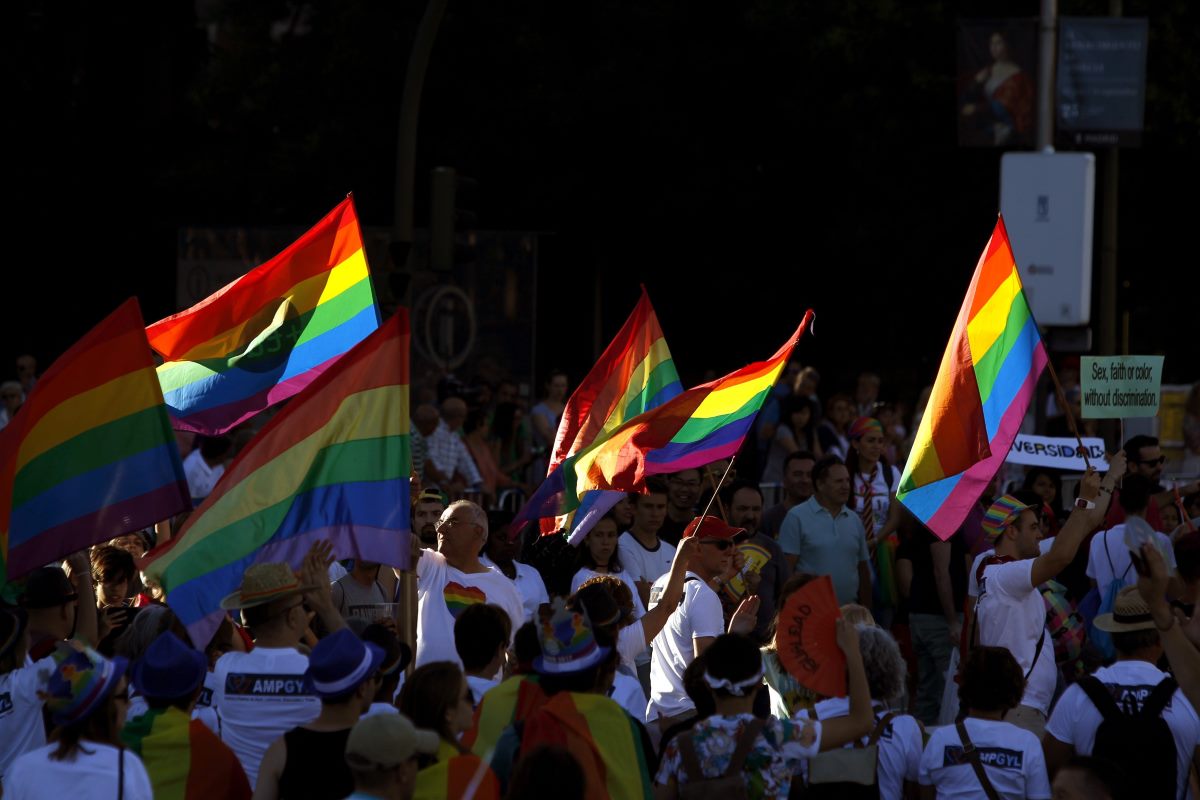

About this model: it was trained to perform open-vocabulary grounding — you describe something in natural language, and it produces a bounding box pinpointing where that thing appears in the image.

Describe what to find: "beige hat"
[219,562,318,610]
[1093,586,1158,633]
[345,713,440,770]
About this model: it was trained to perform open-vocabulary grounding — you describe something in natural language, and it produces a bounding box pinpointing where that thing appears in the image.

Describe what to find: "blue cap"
[132,632,207,701]
[304,628,386,698]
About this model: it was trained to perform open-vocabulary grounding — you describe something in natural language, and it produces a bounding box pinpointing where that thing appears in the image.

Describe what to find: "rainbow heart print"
[444,581,487,619]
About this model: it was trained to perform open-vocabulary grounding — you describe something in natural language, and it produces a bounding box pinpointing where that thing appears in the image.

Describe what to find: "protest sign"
[775,575,846,698]
[1081,355,1163,418]
[1008,434,1108,470]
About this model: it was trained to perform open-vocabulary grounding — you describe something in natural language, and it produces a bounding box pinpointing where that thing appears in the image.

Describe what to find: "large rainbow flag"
[147,197,380,435]
[560,312,812,507]
[122,707,251,799]
[141,311,411,647]
[516,288,681,543]
[0,299,189,581]
[897,216,1048,539]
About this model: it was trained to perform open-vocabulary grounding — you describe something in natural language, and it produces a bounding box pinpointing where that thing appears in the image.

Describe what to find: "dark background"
[6,0,1197,407]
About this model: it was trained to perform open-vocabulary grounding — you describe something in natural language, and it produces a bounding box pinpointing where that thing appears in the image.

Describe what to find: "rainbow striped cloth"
[516,287,681,544]
[121,706,251,799]
[463,675,548,757]
[147,197,379,435]
[0,298,189,581]
[897,217,1048,540]
[562,313,812,506]
[518,692,652,800]
[142,312,411,647]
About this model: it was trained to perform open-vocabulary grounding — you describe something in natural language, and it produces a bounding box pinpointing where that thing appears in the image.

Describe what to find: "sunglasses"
[1133,456,1166,466]
[700,539,733,551]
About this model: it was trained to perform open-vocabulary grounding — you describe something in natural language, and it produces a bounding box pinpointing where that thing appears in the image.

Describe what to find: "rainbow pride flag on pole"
[562,312,812,507]
[147,197,380,435]
[897,216,1048,540]
[0,299,189,581]
[516,288,682,543]
[141,311,411,647]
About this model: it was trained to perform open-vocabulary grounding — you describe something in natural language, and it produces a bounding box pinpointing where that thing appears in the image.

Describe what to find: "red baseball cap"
[682,515,748,542]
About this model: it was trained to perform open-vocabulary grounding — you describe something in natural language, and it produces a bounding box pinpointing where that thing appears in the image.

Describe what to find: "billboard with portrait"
[957,19,1039,148]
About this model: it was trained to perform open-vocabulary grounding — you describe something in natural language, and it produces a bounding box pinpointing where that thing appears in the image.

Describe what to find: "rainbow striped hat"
[42,642,129,725]
[848,417,884,440]
[534,598,610,675]
[982,494,1034,540]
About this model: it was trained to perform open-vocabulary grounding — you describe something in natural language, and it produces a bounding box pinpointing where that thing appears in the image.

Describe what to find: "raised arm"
[301,540,346,635]
[1030,453,1125,588]
[639,538,699,644]
[816,618,874,749]
[1137,542,1200,713]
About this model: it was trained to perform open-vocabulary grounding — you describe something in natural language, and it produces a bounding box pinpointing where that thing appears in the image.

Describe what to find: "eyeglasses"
[1132,456,1166,466]
[435,517,479,533]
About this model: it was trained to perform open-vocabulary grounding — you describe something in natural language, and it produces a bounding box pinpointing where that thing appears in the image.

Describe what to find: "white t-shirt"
[918,717,1051,799]
[183,448,225,502]
[480,556,549,624]
[3,742,154,800]
[569,568,646,620]
[618,533,676,587]
[611,671,648,723]
[210,646,320,788]
[416,550,525,668]
[1087,524,1177,590]
[967,541,1053,599]
[1046,660,1200,800]
[799,699,922,799]
[975,559,1056,713]
[647,572,725,721]
[0,657,54,779]
[616,620,648,671]
[851,465,902,537]
[192,670,220,734]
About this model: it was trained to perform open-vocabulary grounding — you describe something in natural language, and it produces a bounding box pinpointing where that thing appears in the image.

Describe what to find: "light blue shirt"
[779,496,869,604]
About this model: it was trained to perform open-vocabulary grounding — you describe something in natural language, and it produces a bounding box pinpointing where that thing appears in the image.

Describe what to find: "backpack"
[1088,534,1131,662]
[676,718,765,800]
[1041,580,1086,676]
[1077,675,1178,799]
[803,712,897,800]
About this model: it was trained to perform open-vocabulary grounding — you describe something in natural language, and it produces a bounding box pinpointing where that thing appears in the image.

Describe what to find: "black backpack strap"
[881,463,894,491]
[1025,627,1047,681]
[1141,677,1179,719]
[955,721,1002,800]
[118,745,124,800]
[1077,676,1122,720]
[861,711,896,748]
[1104,533,1132,580]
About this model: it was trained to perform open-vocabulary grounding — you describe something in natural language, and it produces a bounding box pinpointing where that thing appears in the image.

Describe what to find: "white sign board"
[1007,434,1109,471]
[1000,152,1095,326]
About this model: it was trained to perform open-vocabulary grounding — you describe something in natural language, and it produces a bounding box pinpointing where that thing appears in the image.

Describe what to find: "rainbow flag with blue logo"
[147,197,379,435]
[897,216,1048,540]
[142,311,410,647]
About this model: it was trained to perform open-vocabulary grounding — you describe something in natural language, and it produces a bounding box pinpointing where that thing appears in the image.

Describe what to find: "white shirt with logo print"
[210,647,320,789]
[919,717,1051,799]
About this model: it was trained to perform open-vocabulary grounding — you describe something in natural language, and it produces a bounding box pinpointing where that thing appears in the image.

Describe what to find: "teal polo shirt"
[778,496,869,604]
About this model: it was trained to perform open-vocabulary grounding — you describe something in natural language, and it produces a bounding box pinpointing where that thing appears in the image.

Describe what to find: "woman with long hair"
[398,661,499,798]
[816,394,853,460]
[845,417,903,626]
[761,395,823,485]
[4,643,153,798]
[569,515,646,618]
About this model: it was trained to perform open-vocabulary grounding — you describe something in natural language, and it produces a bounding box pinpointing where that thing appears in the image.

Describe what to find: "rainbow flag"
[515,288,681,543]
[518,692,652,800]
[897,216,1047,539]
[464,675,547,757]
[121,707,251,799]
[141,312,411,647]
[563,312,812,505]
[147,197,380,435]
[0,299,189,581]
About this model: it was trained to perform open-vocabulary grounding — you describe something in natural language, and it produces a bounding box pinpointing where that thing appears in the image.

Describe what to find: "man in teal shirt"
[779,456,872,607]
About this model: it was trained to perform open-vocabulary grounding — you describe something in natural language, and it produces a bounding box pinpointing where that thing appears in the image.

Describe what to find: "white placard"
[1007,434,1109,471]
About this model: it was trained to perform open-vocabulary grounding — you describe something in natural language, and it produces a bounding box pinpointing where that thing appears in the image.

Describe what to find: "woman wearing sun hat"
[2,641,153,799]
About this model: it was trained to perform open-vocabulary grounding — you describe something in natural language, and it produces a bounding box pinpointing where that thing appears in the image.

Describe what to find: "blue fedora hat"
[131,631,207,701]
[304,628,385,698]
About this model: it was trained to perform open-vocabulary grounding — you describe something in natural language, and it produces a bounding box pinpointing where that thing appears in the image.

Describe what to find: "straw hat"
[220,562,317,610]
[1093,586,1158,633]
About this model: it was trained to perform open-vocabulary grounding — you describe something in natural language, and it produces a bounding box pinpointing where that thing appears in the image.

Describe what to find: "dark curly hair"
[959,646,1025,714]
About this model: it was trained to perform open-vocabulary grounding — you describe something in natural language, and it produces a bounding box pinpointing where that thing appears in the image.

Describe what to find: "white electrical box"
[1000,152,1095,326]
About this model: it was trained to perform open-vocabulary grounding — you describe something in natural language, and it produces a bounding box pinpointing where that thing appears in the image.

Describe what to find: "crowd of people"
[3,353,1200,799]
